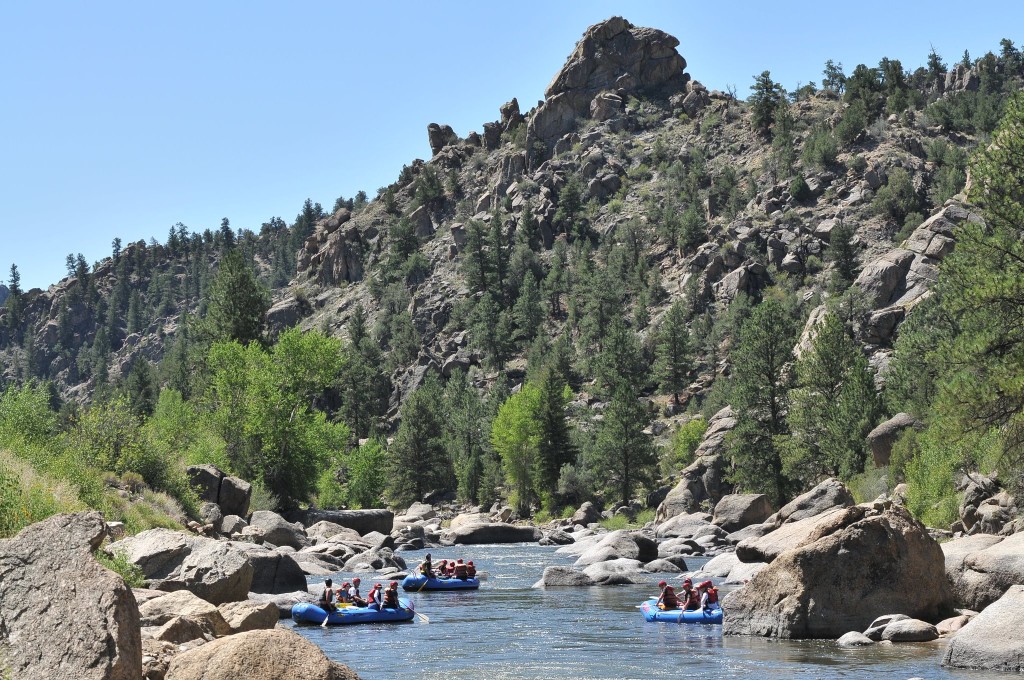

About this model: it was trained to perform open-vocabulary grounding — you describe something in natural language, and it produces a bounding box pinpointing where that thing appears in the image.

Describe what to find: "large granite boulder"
[736,506,864,564]
[526,16,687,162]
[217,600,279,633]
[533,566,597,587]
[711,494,773,532]
[186,464,251,517]
[165,628,360,680]
[249,510,309,549]
[723,505,953,638]
[138,590,231,637]
[573,530,658,566]
[943,532,1024,611]
[866,413,920,467]
[582,558,649,585]
[571,501,602,526]
[943,584,1024,672]
[284,508,394,536]
[0,512,141,680]
[240,545,308,594]
[107,529,253,604]
[764,478,855,528]
[440,520,542,545]
[655,512,714,539]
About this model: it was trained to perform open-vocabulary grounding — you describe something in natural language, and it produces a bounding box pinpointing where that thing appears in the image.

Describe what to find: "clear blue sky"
[2,1,1020,290]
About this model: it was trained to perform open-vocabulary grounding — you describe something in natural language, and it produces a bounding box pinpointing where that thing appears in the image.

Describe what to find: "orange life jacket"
[706,587,719,605]
[454,562,469,579]
[660,585,679,608]
[466,564,477,578]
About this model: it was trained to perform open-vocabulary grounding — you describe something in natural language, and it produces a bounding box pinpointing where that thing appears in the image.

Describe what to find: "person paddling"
[383,581,401,609]
[419,553,435,578]
[655,580,679,610]
[319,578,337,612]
[349,577,367,607]
[367,582,384,610]
[680,579,700,611]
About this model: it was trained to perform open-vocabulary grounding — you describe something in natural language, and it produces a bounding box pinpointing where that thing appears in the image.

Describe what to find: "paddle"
[417,576,429,593]
[407,599,429,624]
[321,606,331,628]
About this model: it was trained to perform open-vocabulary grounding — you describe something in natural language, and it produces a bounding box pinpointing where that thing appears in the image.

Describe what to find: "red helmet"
[457,558,464,563]
[468,561,474,565]
[683,579,692,586]
[389,581,398,587]
[658,581,667,588]
[353,577,361,583]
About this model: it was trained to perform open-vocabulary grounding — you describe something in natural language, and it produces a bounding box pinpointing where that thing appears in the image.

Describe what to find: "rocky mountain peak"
[527,16,689,161]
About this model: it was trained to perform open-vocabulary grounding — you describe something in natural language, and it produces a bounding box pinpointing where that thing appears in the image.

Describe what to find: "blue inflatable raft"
[291,600,416,625]
[640,598,723,624]
[401,574,480,591]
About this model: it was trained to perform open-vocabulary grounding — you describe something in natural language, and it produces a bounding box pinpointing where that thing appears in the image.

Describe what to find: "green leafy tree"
[654,300,691,405]
[491,383,542,515]
[206,327,348,508]
[726,298,796,506]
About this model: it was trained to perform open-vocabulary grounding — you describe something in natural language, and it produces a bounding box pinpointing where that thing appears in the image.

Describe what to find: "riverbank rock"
[107,529,253,604]
[217,600,279,633]
[0,512,141,680]
[764,478,854,528]
[942,531,1024,611]
[165,628,360,680]
[655,512,713,539]
[249,511,310,549]
[533,566,597,587]
[539,529,575,545]
[571,501,602,526]
[284,508,394,536]
[736,506,865,564]
[712,494,773,532]
[583,558,649,585]
[440,520,541,545]
[186,464,252,517]
[573,530,658,566]
[139,590,231,637]
[943,585,1024,672]
[723,505,952,638]
[242,545,308,594]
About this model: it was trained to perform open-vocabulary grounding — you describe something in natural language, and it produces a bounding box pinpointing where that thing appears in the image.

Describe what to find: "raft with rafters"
[639,598,723,624]
[291,600,416,625]
[401,574,480,591]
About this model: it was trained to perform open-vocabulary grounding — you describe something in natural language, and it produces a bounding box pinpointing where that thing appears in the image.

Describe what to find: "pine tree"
[534,368,575,498]
[385,376,450,503]
[750,71,785,138]
[786,312,880,484]
[654,300,691,405]
[727,298,796,506]
[826,222,859,288]
[442,371,487,503]
[462,219,492,294]
[203,249,270,345]
[593,383,656,507]
[512,274,543,346]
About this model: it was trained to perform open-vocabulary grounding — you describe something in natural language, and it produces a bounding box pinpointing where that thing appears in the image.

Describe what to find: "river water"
[288,543,1003,680]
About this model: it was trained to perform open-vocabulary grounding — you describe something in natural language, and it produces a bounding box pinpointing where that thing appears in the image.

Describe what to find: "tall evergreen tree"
[786,312,881,484]
[442,371,487,503]
[727,298,796,506]
[654,300,691,405]
[592,383,656,507]
[203,249,270,345]
[534,368,575,498]
[387,375,451,505]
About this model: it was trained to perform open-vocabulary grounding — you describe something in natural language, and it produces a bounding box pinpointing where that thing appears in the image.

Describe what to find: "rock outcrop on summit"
[527,16,688,160]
